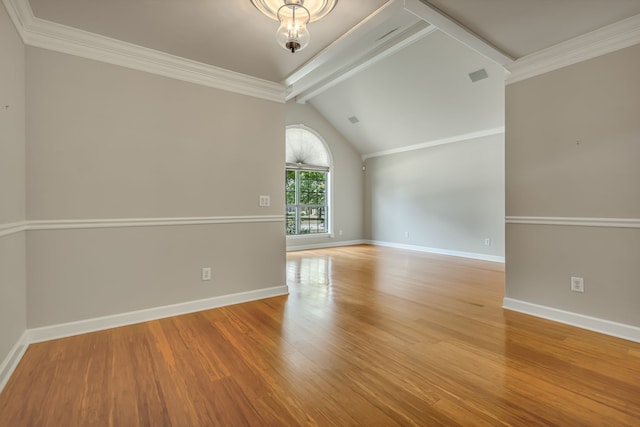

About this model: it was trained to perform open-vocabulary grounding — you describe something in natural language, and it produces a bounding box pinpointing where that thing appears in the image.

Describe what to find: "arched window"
[285,126,332,236]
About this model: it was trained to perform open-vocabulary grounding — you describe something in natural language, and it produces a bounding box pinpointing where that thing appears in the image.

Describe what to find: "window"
[285,126,331,236]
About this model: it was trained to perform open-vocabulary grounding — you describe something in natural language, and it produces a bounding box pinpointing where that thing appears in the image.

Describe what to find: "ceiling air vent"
[468,68,489,82]
[376,27,399,42]
[348,116,360,124]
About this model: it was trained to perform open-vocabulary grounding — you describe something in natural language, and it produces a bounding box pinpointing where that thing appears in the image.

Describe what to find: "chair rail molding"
[26,215,285,231]
[0,221,27,238]
[506,216,640,229]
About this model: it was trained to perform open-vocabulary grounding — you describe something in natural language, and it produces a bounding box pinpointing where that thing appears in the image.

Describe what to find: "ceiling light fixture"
[250,0,338,53]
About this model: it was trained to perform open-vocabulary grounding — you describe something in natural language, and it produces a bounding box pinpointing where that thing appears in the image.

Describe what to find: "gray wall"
[0,3,27,367]
[506,43,640,326]
[25,48,286,327]
[364,134,505,259]
[286,101,364,249]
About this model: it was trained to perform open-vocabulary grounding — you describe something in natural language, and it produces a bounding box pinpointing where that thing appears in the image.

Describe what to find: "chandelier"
[250,0,338,53]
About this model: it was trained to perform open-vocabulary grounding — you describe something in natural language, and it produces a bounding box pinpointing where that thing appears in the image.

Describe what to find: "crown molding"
[2,0,286,103]
[362,127,504,161]
[506,13,640,85]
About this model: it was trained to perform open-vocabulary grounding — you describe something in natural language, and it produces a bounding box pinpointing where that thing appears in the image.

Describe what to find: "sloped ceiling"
[309,29,505,156]
[423,0,640,59]
[27,0,389,82]
[16,0,640,156]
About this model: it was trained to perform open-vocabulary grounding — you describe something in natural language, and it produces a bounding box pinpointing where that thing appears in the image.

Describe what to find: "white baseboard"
[27,285,289,344]
[0,286,288,392]
[367,240,505,263]
[286,239,367,252]
[503,298,640,343]
[0,331,29,393]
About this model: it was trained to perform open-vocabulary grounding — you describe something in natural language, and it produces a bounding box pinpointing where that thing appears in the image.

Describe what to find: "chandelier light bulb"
[250,0,337,53]
[277,2,310,53]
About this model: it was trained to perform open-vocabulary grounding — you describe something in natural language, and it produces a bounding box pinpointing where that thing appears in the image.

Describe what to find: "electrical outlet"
[570,276,584,293]
[259,195,270,207]
[404,231,409,238]
[484,238,491,246]
[202,267,212,281]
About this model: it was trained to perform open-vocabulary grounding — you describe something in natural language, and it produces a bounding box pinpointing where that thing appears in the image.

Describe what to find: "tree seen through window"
[286,170,327,235]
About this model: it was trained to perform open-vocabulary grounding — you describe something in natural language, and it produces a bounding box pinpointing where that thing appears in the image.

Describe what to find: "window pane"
[286,206,297,235]
[299,171,326,205]
[296,206,325,234]
[286,170,296,205]
[313,206,326,234]
[299,208,310,234]
[284,127,330,236]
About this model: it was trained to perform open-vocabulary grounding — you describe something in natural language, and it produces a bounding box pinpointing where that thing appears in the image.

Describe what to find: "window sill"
[286,233,334,240]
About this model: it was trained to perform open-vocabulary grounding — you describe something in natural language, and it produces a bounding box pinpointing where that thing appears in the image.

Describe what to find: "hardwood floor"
[1,244,639,426]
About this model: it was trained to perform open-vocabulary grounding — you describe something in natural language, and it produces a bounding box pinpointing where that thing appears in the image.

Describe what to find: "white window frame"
[285,124,334,239]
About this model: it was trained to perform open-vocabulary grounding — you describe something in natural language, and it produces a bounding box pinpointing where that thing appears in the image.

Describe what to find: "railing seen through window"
[286,169,327,235]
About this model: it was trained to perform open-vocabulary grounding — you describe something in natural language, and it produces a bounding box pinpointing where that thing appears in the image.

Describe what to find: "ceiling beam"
[403,0,513,66]
[295,22,437,103]
[285,0,515,103]
[283,0,406,99]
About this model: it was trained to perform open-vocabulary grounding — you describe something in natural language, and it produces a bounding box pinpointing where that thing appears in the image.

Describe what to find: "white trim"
[0,221,27,238]
[506,216,640,229]
[503,298,640,344]
[1,286,288,390]
[3,216,285,234]
[286,232,333,240]
[27,215,285,231]
[3,0,286,103]
[403,0,513,67]
[294,23,437,103]
[27,286,289,344]
[506,14,640,85]
[1,0,27,41]
[286,124,334,236]
[0,331,29,393]
[362,127,505,160]
[283,0,406,90]
[287,239,367,252]
[367,240,505,263]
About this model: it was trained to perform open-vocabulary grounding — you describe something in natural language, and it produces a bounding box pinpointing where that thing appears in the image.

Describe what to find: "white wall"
[506,43,640,328]
[364,134,505,260]
[25,47,287,327]
[0,2,27,381]
[286,101,364,249]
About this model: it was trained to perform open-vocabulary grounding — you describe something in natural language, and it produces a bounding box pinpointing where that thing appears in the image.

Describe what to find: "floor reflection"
[286,253,332,299]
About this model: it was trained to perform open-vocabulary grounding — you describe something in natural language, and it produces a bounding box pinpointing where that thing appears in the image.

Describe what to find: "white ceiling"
[309,29,505,155]
[22,0,640,156]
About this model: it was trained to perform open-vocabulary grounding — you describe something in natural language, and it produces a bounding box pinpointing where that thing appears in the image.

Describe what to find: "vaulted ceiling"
[11,0,640,156]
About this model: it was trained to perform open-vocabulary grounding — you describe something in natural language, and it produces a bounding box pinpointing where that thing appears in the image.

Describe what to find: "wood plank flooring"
[1,245,639,426]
